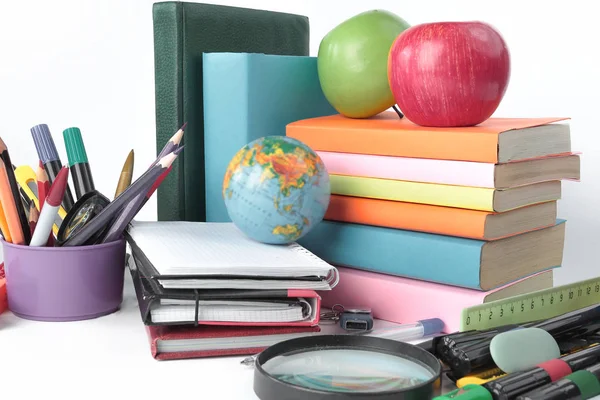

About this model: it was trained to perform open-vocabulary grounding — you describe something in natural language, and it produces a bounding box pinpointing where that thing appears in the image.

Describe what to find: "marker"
[484,344,600,399]
[30,167,69,246]
[433,384,492,399]
[31,124,75,211]
[61,147,183,246]
[63,127,95,199]
[517,363,600,399]
[0,138,31,243]
[114,149,134,198]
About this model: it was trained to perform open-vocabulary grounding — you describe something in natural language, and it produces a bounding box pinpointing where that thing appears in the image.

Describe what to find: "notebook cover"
[297,220,564,290]
[203,53,336,222]
[129,253,321,327]
[153,1,310,222]
[146,324,321,360]
[320,267,554,333]
[286,112,568,163]
[325,196,557,240]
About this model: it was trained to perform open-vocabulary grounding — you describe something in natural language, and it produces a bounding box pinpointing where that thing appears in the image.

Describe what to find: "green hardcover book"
[153,1,310,221]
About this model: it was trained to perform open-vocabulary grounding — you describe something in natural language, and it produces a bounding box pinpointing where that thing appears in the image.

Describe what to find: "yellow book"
[329,175,561,212]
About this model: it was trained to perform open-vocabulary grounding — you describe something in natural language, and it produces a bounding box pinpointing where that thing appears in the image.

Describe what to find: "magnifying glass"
[253,335,442,400]
[56,190,111,246]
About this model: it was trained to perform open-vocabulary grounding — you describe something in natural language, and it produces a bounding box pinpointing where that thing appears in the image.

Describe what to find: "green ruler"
[460,276,600,331]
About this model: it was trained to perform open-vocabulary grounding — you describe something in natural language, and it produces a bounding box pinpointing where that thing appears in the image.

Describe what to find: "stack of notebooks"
[126,221,338,360]
[290,112,580,333]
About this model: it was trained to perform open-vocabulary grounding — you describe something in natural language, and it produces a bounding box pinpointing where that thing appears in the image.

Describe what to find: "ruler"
[460,276,600,331]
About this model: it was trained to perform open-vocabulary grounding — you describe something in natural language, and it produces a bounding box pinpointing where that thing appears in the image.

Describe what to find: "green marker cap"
[63,127,88,165]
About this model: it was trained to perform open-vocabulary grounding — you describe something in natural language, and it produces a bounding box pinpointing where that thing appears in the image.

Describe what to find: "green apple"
[317,10,410,119]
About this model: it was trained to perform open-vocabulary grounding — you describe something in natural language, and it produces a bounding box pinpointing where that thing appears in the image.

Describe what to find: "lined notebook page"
[128,221,335,278]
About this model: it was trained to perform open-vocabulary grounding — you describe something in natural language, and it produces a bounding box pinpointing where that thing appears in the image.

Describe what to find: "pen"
[30,167,69,247]
[114,150,134,198]
[433,384,493,400]
[517,362,600,399]
[31,124,75,211]
[240,318,444,366]
[63,127,95,199]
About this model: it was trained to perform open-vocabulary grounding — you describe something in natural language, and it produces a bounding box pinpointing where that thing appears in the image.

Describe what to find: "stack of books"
[289,112,580,333]
[125,221,338,360]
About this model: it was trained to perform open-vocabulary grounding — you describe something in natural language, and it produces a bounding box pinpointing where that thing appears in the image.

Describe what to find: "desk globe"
[223,136,330,244]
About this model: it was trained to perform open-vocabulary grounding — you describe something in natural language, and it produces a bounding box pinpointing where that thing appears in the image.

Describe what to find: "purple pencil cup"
[2,239,126,322]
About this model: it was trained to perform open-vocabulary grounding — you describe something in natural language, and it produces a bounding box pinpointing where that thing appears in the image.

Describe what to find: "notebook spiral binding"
[289,243,339,289]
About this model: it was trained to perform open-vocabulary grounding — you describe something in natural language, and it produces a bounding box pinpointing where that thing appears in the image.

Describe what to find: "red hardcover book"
[146,324,320,360]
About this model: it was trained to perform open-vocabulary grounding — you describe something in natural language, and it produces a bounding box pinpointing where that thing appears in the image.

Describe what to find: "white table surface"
[1,271,599,400]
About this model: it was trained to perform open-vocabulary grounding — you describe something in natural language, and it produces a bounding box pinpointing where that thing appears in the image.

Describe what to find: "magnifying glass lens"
[262,348,436,393]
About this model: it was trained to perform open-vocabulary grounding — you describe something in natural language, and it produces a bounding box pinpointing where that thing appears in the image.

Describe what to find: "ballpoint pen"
[240,318,444,366]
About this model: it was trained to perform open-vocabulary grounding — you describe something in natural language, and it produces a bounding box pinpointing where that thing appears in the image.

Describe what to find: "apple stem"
[393,105,404,119]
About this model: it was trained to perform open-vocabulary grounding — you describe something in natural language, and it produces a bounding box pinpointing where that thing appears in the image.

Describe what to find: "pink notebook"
[320,267,554,333]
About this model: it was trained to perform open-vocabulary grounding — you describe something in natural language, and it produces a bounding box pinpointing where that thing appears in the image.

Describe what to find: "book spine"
[325,195,489,239]
[203,53,250,222]
[153,2,185,221]
[297,221,485,289]
[330,175,496,211]
[318,151,496,188]
[319,267,486,333]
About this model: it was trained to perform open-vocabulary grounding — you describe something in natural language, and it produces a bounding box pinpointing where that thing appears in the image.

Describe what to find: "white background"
[0,0,598,398]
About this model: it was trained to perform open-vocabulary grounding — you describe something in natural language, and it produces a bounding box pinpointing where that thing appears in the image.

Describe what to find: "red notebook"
[146,324,321,360]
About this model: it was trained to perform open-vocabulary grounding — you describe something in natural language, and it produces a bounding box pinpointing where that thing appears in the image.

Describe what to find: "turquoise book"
[298,220,566,291]
[203,53,337,222]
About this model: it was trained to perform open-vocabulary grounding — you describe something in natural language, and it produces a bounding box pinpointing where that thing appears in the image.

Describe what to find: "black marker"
[517,362,600,400]
[63,127,95,199]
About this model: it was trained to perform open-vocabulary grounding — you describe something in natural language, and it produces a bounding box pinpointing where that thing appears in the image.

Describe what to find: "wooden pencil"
[28,203,39,236]
[0,163,25,244]
[114,150,134,198]
[156,123,186,161]
[36,160,50,210]
[0,138,31,243]
[62,147,183,246]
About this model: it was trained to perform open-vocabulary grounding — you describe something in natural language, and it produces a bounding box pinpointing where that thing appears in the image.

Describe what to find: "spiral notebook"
[128,253,321,326]
[126,221,339,290]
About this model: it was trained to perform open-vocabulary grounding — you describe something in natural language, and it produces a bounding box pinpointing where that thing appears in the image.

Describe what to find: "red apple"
[388,21,510,127]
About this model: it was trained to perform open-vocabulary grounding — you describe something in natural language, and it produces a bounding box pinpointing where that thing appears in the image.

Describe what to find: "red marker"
[30,166,69,246]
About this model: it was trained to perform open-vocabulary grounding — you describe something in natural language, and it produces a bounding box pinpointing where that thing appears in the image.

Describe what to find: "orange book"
[325,195,557,240]
[286,112,570,163]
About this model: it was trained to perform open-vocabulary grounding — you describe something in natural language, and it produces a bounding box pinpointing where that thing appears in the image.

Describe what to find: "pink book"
[317,151,580,189]
[320,267,554,333]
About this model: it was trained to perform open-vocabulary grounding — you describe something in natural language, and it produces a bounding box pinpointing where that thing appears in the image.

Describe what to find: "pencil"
[0,201,12,242]
[0,138,31,243]
[101,190,147,243]
[31,124,75,212]
[62,146,183,247]
[36,160,50,210]
[30,167,69,247]
[156,123,186,161]
[137,124,185,209]
[0,163,25,244]
[114,149,134,198]
[28,203,39,237]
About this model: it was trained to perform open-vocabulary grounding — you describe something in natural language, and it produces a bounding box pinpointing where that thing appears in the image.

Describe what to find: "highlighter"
[434,384,492,399]
[484,344,600,399]
[517,362,600,400]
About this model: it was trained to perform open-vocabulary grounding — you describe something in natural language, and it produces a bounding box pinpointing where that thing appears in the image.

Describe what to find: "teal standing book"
[153,2,310,222]
[203,53,336,222]
[298,220,566,291]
